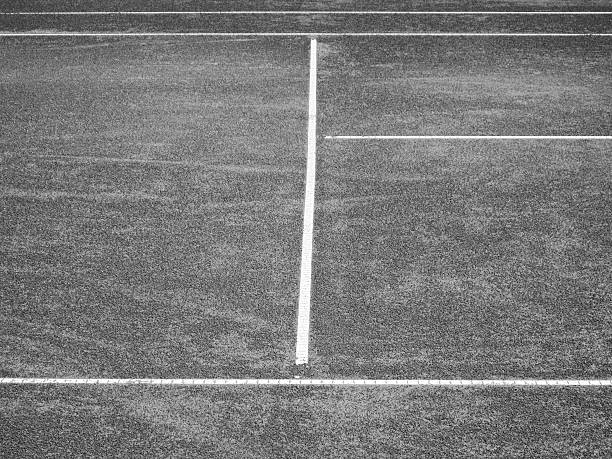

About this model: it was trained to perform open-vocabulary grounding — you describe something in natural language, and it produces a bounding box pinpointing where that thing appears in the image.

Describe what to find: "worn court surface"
[314,37,611,379]
[3,0,612,12]
[1,16,611,459]
[1,38,308,379]
[1,385,611,457]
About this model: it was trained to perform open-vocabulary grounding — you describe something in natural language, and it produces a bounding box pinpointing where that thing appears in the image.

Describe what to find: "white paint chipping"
[295,38,317,366]
[1,378,611,386]
[326,135,612,140]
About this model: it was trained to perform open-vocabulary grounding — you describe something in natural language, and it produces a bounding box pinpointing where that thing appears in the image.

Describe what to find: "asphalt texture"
[1,6,611,457]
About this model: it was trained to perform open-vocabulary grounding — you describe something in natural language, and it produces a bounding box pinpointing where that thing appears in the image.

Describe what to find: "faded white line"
[1,378,611,386]
[295,38,317,366]
[23,154,301,173]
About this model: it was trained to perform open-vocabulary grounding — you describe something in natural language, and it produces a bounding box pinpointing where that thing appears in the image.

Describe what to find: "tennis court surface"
[313,36,611,379]
[1,4,611,457]
[1,37,309,379]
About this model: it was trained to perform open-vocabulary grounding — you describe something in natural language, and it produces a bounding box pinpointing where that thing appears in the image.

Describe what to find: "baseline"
[1,32,611,37]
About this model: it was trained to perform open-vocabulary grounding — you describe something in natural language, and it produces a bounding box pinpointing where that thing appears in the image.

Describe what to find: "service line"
[1,11,611,15]
[326,135,612,140]
[1,378,611,386]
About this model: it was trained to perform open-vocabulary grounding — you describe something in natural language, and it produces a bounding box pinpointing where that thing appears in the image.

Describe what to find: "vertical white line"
[295,38,317,366]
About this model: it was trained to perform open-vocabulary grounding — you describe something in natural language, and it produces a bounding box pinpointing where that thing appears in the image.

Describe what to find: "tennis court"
[1,4,611,457]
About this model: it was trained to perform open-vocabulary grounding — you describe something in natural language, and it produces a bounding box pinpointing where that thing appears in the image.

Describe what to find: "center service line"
[295,38,317,367]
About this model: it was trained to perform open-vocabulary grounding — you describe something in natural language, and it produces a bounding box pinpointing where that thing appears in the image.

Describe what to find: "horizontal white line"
[1,11,611,15]
[1,32,610,37]
[326,135,612,140]
[17,154,301,174]
[1,378,611,386]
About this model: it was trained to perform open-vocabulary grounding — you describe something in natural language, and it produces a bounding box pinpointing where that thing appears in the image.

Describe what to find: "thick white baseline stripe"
[326,135,612,140]
[1,33,610,37]
[295,38,317,366]
[1,378,611,386]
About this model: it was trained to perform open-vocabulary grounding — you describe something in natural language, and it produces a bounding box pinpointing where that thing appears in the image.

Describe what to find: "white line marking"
[326,135,612,140]
[23,154,301,173]
[1,33,610,37]
[1,11,611,15]
[295,38,317,366]
[0,378,610,386]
